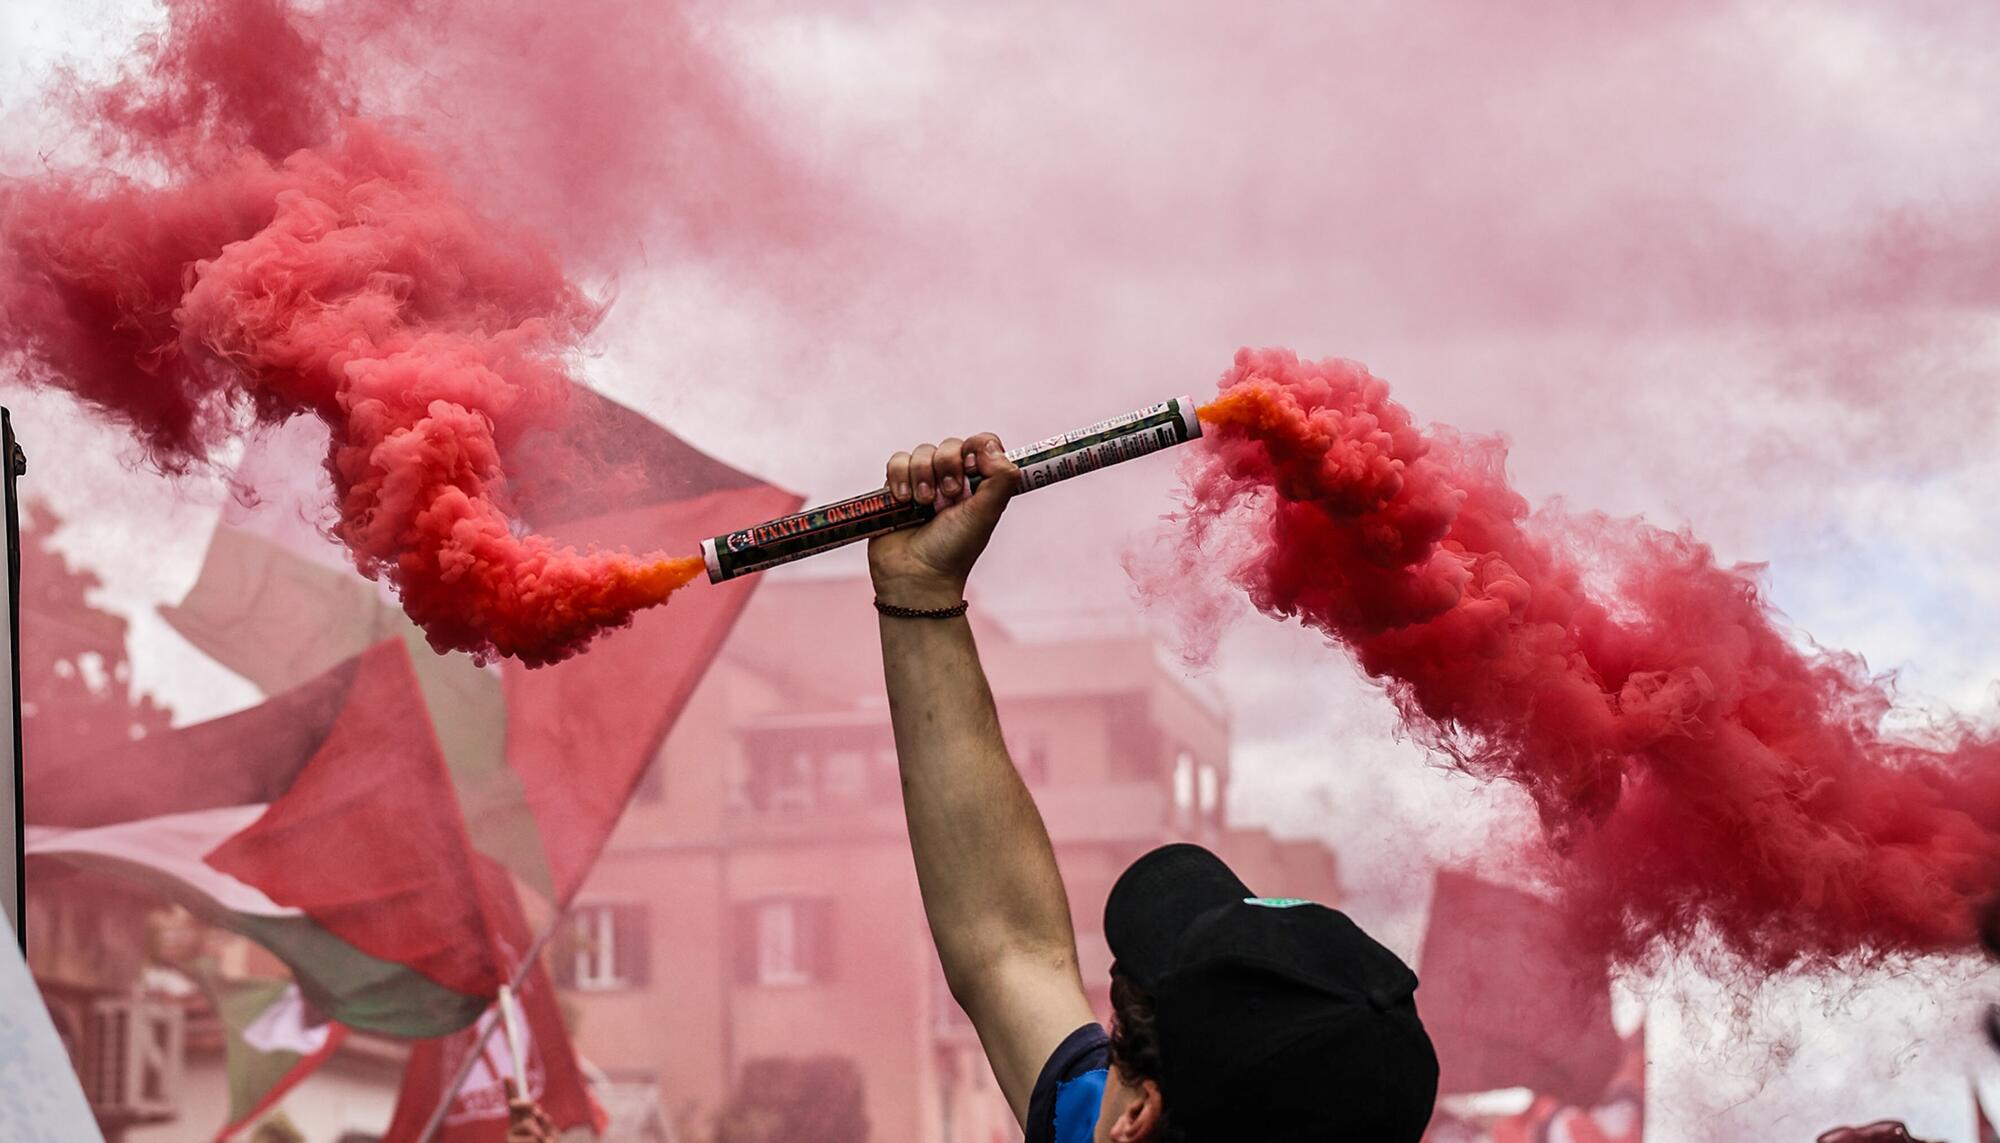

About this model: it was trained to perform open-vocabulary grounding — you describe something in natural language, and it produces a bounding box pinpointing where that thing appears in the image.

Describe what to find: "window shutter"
[616,905,652,987]
[550,913,580,988]
[808,899,835,983]
[732,903,758,985]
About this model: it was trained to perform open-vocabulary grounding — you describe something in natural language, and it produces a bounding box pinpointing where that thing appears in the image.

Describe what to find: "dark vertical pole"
[3,409,22,953]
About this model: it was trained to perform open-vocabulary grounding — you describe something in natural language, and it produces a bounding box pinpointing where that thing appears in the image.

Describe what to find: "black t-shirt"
[1025,1023,1110,1143]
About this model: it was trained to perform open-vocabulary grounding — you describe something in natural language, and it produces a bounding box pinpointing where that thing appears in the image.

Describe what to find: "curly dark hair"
[1108,970,1189,1143]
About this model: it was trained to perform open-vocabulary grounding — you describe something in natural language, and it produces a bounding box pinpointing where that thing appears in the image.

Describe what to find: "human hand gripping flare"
[867,433,1020,612]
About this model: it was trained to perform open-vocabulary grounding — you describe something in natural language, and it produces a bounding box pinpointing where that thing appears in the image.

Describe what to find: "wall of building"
[31,572,1338,1143]
[563,575,1342,1143]
[127,1051,401,1143]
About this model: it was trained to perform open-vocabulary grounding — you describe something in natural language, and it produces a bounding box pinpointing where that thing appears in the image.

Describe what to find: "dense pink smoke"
[0,0,717,665]
[1182,347,2000,971]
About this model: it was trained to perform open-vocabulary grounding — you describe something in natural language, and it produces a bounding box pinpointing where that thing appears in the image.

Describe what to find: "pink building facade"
[562,577,1344,1142]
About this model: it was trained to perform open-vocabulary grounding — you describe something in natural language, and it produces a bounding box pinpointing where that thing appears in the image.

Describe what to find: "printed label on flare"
[1007,397,1198,492]
[702,396,1201,583]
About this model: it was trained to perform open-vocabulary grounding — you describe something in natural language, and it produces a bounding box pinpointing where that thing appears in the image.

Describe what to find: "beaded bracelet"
[874,598,970,620]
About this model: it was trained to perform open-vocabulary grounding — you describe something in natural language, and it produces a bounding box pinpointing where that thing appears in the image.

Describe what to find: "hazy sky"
[6,2,2000,1138]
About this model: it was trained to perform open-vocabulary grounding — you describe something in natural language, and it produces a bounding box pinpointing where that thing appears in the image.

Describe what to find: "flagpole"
[413,908,568,1143]
[497,984,527,1091]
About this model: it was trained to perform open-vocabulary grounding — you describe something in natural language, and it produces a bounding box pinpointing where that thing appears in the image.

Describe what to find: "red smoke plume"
[0,0,706,665]
[1181,347,2000,971]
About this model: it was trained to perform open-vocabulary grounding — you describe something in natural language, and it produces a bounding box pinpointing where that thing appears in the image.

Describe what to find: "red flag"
[379,962,599,1142]
[1540,1028,1643,1143]
[1418,870,1624,1106]
[162,387,799,906]
[155,388,794,1122]
[1976,1083,1999,1143]
[1490,1028,1644,1143]
[500,387,799,900]
[382,863,604,1142]
[27,641,505,1037]
[204,642,510,1000]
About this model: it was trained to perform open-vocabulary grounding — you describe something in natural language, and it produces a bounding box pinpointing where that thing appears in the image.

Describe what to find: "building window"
[748,750,818,812]
[1105,694,1165,781]
[733,899,833,986]
[736,727,908,815]
[554,904,650,991]
[758,902,807,986]
[822,749,869,805]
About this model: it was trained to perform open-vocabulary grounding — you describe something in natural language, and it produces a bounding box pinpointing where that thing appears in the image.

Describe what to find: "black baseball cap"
[1104,843,1439,1141]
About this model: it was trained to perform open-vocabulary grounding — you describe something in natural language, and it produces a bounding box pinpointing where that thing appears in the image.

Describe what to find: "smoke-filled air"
[12,0,2000,1140]
[0,0,704,665]
[1178,348,2000,971]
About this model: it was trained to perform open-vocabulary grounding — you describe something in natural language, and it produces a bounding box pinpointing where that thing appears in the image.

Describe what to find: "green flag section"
[27,807,483,1036]
[163,386,799,906]
[204,973,347,1141]
[25,642,506,1038]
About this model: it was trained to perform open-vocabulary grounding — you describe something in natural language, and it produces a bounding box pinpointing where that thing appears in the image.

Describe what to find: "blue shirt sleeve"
[1025,1023,1110,1143]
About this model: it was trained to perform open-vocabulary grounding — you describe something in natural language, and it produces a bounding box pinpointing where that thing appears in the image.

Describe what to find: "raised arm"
[869,432,1096,1122]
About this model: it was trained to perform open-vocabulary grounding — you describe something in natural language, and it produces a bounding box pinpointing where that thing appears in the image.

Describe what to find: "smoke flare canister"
[701,396,1203,582]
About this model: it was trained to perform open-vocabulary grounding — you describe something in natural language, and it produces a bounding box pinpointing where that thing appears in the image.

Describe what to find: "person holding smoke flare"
[867,433,1440,1141]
